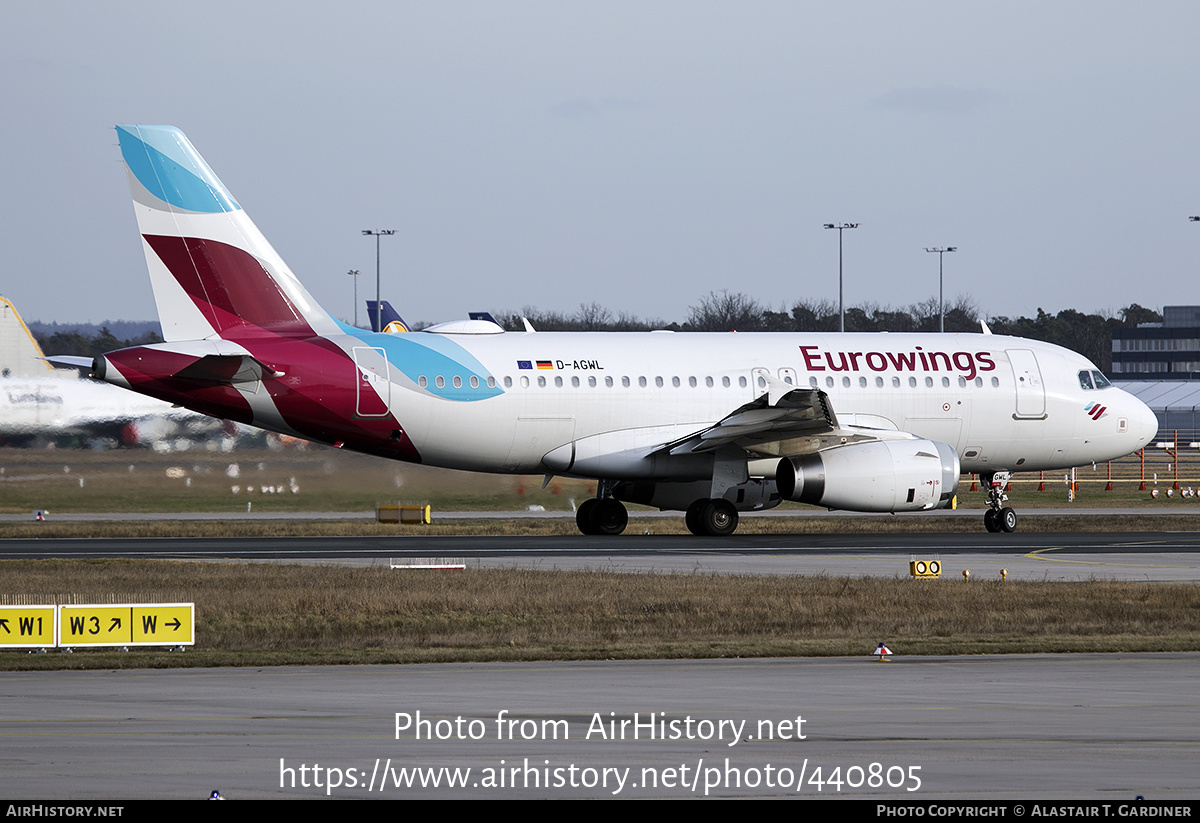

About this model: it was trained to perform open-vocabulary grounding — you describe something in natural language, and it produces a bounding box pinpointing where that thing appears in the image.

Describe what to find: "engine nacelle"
[776,439,959,512]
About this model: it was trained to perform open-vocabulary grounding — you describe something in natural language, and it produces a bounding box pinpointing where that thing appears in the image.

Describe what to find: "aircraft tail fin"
[0,296,55,377]
[365,300,411,333]
[116,126,339,343]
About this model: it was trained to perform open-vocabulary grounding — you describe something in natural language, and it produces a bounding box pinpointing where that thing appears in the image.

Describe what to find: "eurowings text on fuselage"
[96,126,1158,536]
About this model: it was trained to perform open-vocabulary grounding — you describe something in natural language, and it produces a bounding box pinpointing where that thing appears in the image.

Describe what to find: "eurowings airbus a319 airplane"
[92,125,1158,536]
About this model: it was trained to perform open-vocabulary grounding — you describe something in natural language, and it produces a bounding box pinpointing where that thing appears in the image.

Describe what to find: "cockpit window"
[1078,370,1094,390]
[1091,370,1111,389]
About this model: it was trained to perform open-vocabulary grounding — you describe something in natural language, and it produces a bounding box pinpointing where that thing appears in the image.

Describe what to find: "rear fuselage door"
[353,346,391,418]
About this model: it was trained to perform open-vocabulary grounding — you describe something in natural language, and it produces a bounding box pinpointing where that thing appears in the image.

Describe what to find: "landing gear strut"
[981,472,1017,533]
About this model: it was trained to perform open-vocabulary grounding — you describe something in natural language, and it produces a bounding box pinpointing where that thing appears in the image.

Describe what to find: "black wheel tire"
[701,499,739,536]
[592,498,628,536]
[684,499,707,536]
[1000,506,1018,533]
[576,499,599,535]
[984,509,1001,533]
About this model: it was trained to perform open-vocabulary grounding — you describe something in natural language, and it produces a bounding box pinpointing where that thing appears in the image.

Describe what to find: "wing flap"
[658,375,917,460]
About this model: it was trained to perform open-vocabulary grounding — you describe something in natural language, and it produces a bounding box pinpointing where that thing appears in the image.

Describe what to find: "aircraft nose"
[1129,397,1159,450]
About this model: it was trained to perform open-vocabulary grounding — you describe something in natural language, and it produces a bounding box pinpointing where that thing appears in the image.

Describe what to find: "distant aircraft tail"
[365,300,411,333]
[0,296,55,377]
[116,126,340,343]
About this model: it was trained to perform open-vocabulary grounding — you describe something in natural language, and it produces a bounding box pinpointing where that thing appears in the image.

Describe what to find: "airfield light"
[924,247,957,332]
[347,269,361,327]
[362,230,396,333]
[824,223,859,332]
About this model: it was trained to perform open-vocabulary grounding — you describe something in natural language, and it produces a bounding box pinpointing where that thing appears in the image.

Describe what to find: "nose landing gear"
[981,471,1017,533]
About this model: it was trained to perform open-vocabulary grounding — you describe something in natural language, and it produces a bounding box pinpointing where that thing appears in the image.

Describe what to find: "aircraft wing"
[657,377,902,459]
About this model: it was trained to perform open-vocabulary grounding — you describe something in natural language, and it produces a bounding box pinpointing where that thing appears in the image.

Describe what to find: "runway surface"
[3,529,1200,580]
[2,654,1196,799]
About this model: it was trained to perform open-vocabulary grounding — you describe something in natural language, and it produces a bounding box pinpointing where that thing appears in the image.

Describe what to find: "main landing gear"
[576,493,629,536]
[684,498,739,537]
[981,471,1017,533]
[574,485,742,537]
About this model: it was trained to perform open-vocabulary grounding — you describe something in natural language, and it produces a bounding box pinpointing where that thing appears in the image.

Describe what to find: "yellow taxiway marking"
[1024,547,1198,569]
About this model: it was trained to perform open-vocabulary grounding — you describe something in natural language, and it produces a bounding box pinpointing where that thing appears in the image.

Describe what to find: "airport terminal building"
[1111,306,1200,441]
[1111,305,1200,379]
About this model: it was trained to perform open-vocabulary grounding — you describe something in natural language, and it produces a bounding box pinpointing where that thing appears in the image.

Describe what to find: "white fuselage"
[358,329,1157,479]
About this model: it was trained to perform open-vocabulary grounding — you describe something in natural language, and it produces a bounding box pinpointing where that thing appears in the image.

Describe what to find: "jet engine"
[776,439,959,512]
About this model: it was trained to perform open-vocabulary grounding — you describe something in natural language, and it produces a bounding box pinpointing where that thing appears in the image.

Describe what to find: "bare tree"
[686,291,766,331]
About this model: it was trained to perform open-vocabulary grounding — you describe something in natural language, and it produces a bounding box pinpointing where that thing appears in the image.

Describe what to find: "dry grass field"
[1,561,1197,671]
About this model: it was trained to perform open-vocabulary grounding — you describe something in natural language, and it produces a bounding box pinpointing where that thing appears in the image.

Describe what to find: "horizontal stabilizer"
[170,354,284,384]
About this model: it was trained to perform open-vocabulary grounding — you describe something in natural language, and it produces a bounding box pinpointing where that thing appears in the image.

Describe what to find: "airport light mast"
[924,246,957,333]
[824,223,859,332]
[347,269,361,327]
[362,230,396,334]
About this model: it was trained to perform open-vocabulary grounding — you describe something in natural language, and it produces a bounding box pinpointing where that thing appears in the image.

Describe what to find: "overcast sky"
[2,2,1198,328]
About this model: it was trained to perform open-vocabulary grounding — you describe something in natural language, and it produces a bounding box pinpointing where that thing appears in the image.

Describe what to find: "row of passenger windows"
[415,373,1003,390]
[416,375,496,389]
[503,375,749,389]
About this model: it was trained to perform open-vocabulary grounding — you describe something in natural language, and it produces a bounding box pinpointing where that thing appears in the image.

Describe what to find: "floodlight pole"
[924,246,957,332]
[362,230,396,333]
[824,223,859,332]
[347,269,361,327]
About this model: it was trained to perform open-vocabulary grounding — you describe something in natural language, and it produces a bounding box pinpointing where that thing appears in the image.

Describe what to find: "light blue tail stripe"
[117,125,240,214]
